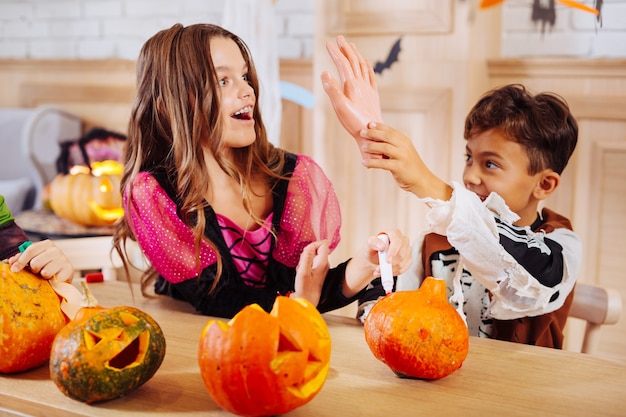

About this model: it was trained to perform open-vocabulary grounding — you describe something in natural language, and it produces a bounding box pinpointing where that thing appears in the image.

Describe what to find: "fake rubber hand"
[293,240,330,307]
[321,35,383,159]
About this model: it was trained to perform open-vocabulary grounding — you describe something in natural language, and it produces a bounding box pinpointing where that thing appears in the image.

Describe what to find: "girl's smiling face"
[463,128,552,226]
[210,36,256,150]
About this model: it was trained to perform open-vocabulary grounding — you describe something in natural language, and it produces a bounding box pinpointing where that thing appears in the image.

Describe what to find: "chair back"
[569,283,622,354]
[0,106,81,213]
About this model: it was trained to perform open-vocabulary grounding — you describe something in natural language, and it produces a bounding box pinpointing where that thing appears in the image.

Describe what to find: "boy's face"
[463,129,549,226]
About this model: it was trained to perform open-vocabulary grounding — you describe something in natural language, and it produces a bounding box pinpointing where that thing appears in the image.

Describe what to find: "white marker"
[377,233,394,294]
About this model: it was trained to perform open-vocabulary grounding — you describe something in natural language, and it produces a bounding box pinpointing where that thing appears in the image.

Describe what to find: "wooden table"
[2,280,625,417]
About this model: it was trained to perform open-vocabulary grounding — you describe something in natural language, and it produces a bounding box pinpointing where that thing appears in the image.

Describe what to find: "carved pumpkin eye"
[198,297,331,416]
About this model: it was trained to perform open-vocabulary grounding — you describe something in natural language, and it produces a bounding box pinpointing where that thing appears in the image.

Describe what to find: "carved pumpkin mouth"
[88,200,124,222]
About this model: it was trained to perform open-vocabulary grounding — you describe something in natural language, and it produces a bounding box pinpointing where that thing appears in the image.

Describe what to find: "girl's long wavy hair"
[112,23,286,295]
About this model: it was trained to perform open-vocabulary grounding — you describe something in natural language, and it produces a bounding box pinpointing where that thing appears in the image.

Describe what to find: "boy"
[1,195,75,283]
[321,36,581,348]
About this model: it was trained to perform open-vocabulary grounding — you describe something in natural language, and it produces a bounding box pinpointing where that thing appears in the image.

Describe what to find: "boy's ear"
[535,170,560,200]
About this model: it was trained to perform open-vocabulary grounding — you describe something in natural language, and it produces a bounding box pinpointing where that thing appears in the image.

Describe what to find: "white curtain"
[221,0,282,146]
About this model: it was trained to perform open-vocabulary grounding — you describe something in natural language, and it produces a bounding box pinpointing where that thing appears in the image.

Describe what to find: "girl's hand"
[343,228,412,298]
[8,240,75,283]
[321,35,383,160]
[293,240,330,306]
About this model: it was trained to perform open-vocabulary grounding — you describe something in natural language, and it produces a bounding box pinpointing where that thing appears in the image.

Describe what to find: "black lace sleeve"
[0,220,29,260]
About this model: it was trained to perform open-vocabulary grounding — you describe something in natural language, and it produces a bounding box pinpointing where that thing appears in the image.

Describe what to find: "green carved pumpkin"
[49,298,166,403]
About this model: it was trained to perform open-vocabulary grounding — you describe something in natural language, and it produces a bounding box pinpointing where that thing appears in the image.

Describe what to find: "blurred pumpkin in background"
[48,160,124,227]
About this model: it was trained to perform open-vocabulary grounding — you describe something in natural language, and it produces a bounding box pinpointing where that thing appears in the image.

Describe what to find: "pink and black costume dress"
[125,153,364,318]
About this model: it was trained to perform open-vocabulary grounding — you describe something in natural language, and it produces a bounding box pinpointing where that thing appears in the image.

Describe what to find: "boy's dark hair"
[464,84,578,175]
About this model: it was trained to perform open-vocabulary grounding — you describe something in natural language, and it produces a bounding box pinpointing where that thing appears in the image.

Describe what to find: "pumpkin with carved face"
[198,296,331,417]
[48,160,123,227]
[49,303,166,403]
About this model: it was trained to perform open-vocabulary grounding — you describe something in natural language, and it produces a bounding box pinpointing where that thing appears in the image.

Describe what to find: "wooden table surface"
[2,280,625,417]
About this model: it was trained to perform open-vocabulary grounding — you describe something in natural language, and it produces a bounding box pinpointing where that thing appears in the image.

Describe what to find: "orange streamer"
[480,0,506,8]
[480,0,599,16]
[556,0,599,15]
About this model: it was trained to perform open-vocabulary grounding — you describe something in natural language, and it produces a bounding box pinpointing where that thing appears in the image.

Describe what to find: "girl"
[112,24,410,318]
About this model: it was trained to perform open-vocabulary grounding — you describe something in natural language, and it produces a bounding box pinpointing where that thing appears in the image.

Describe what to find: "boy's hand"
[359,122,424,193]
[359,122,452,201]
[321,35,383,159]
[293,240,330,306]
[8,240,75,283]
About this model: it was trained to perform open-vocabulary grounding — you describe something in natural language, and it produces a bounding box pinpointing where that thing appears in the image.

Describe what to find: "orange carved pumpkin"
[198,296,331,417]
[49,283,166,403]
[48,160,123,227]
[364,276,469,379]
[0,261,67,373]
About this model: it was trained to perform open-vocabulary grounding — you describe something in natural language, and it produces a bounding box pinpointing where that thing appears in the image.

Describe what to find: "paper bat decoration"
[532,0,557,33]
[373,37,402,75]
[594,0,603,24]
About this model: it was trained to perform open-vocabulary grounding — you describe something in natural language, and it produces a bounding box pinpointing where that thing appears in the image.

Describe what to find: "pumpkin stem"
[80,281,100,308]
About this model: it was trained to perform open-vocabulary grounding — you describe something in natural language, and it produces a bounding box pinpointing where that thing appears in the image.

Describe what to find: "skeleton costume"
[359,183,582,348]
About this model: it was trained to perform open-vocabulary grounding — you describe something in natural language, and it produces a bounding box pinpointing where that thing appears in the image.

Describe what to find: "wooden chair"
[569,283,622,354]
[0,106,81,213]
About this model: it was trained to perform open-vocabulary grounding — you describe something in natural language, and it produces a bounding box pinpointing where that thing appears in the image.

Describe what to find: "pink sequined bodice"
[124,154,341,284]
[216,212,273,287]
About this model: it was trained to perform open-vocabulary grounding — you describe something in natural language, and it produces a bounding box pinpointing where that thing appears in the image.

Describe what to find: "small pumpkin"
[48,160,123,227]
[49,283,166,403]
[364,276,469,379]
[198,296,331,417]
[0,262,67,373]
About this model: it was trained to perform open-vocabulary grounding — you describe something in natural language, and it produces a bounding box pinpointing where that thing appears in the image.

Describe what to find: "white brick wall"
[501,0,626,58]
[0,0,315,60]
[0,0,623,60]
